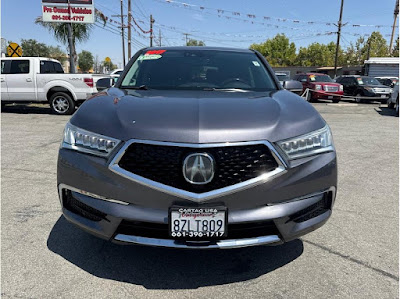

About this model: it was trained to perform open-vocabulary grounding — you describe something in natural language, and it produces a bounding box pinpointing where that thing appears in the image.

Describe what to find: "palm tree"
[35,10,106,72]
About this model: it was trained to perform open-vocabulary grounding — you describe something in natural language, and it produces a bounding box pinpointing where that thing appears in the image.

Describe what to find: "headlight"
[339,85,343,91]
[365,87,373,92]
[62,122,121,157]
[314,85,322,91]
[277,125,334,160]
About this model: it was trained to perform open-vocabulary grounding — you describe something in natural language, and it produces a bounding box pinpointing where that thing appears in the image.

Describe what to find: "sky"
[1,0,399,68]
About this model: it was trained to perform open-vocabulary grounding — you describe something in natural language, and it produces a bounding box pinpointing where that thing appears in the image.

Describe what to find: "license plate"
[381,95,387,98]
[169,207,227,238]
[328,96,334,99]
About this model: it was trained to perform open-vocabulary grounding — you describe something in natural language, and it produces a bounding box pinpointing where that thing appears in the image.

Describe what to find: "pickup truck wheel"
[388,101,395,109]
[396,97,399,117]
[306,90,313,102]
[50,92,75,115]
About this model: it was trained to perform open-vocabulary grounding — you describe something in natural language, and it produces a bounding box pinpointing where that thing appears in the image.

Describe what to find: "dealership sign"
[42,0,95,24]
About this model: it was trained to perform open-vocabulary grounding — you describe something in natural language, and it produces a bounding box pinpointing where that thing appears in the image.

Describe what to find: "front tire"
[355,93,363,103]
[388,100,395,109]
[306,90,313,102]
[332,98,340,103]
[50,92,75,115]
[396,97,399,117]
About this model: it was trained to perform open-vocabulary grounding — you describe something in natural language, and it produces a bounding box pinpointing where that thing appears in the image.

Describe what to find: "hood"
[71,88,326,144]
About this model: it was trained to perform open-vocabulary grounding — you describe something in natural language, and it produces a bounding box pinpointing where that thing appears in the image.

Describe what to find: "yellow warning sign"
[105,57,111,62]
[7,42,23,57]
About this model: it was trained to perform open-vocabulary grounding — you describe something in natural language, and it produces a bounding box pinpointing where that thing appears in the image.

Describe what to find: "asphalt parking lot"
[1,100,398,298]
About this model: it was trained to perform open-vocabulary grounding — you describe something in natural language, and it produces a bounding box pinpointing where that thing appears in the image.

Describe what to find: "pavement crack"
[303,239,399,281]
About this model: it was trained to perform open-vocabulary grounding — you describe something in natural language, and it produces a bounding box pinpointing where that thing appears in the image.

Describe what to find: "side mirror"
[96,78,114,92]
[283,80,304,95]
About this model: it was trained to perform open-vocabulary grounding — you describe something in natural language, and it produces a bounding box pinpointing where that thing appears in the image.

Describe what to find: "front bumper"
[311,90,343,99]
[57,145,337,249]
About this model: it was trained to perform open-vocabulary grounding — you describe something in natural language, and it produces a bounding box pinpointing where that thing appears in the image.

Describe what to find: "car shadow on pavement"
[2,104,53,115]
[47,216,304,289]
[375,106,398,117]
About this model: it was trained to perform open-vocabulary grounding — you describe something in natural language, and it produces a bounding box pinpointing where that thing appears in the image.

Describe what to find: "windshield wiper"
[122,85,149,90]
[203,87,250,92]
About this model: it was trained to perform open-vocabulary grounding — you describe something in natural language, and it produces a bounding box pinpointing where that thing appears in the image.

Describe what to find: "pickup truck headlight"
[339,85,343,91]
[314,85,322,91]
[62,122,121,157]
[277,125,334,160]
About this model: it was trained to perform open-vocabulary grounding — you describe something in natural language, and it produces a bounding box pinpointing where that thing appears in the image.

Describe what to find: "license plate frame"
[381,94,387,98]
[328,95,334,99]
[169,206,228,239]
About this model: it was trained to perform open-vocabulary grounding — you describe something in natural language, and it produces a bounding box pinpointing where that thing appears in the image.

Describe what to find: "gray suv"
[57,47,337,249]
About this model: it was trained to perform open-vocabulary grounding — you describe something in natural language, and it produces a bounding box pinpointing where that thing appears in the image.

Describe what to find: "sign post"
[41,0,95,73]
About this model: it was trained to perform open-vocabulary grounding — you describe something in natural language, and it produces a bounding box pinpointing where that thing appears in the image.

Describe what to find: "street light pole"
[334,0,344,78]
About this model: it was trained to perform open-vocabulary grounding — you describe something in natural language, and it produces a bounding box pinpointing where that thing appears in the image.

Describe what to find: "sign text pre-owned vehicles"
[57,47,337,249]
[1,57,97,114]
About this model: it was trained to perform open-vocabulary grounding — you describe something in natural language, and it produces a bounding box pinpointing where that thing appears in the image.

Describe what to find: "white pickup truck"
[1,57,102,115]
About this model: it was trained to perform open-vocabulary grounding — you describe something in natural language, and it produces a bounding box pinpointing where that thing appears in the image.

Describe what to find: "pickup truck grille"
[324,86,339,92]
[118,143,279,193]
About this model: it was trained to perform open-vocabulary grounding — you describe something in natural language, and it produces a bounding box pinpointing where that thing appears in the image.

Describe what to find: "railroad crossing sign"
[105,57,111,63]
[7,43,23,57]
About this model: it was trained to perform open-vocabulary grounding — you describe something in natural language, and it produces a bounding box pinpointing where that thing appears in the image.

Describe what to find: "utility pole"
[67,24,75,73]
[112,1,127,67]
[150,15,155,47]
[334,0,344,78]
[67,0,75,73]
[184,33,189,45]
[128,0,132,60]
[159,29,162,47]
[120,0,126,66]
[389,0,399,54]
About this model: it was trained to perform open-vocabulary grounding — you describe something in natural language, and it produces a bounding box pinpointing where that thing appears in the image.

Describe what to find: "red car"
[293,73,343,103]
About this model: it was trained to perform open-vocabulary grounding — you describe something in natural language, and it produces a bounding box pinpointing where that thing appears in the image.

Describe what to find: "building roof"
[364,57,400,65]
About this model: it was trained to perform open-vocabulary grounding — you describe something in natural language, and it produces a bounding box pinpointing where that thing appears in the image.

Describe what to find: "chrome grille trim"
[108,139,287,202]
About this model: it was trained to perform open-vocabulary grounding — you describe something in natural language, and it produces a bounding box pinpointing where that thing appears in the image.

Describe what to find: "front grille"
[325,86,339,92]
[116,220,280,240]
[63,190,108,222]
[118,143,279,193]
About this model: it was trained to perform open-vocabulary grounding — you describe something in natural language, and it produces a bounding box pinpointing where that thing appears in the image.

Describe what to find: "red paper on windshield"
[145,50,166,55]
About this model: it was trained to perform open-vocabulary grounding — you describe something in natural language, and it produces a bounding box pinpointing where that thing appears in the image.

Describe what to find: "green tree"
[48,46,67,64]
[392,37,399,57]
[103,59,117,72]
[186,39,205,46]
[35,11,106,71]
[250,34,296,66]
[20,39,50,57]
[78,50,94,72]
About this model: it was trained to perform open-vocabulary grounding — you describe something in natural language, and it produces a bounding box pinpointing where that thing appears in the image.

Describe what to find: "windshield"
[309,75,333,82]
[120,49,277,91]
[358,77,381,85]
[276,74,289,81]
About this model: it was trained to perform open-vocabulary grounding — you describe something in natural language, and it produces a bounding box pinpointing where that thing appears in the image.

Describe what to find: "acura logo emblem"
[183,153,215,185]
